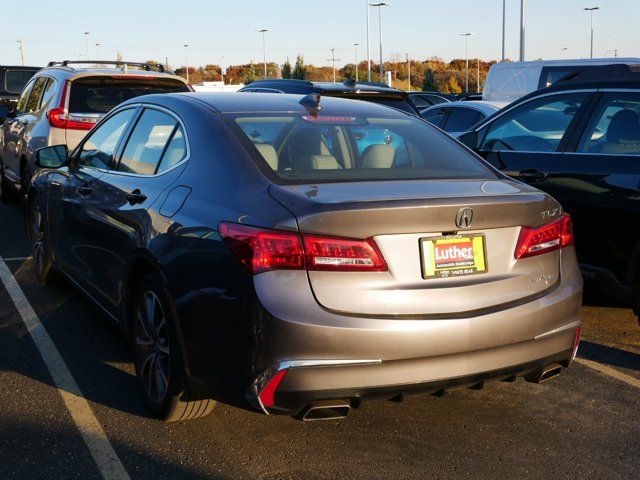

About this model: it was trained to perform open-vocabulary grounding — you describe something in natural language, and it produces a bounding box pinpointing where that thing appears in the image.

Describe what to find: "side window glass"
[118,109,177,175]
[39,78,57,111]
[78,109,136,169]
[25,77,48,113]
[443,108,483,133]
[422,108,448,128]
[577,93,640,155]
[481,93,588,153]
[157,126,187,173]
[15,79,35,114]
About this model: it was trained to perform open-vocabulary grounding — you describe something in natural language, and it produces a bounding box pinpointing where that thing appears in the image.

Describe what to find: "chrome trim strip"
[246,359,382,415]
[534,320,581,340]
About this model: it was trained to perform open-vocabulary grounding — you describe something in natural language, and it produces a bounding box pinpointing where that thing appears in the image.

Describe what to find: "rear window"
[365,98,417,114]
[229,113,496,184]
[4,69,37,94]
[69,77,189,114]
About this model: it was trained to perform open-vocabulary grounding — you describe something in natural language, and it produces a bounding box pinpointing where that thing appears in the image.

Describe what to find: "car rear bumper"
[250,249,583,416]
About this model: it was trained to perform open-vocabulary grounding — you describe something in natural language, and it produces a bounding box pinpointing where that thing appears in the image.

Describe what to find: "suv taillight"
[515,214,574,259]
[47,80,96,131]
[219,223,388,274]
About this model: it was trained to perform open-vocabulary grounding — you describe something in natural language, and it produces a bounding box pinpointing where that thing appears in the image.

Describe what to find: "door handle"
[518,169,546,183]
[77,185,93,196]
[126,189,147,205]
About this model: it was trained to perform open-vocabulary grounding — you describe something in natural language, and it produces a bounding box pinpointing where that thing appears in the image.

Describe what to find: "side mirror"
[458,130,478,149]
[36,145,68,169]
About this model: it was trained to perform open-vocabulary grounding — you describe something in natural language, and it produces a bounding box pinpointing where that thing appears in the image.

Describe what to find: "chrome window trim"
[563,151,640,157]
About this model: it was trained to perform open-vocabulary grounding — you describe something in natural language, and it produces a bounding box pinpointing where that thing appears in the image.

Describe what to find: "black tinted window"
[25,77,48,113]
[118,109,177,175]
[69,77,189,114]
[443,108,484,133]
[15,79,35,114]
[4,70,37,93]
[79,109,136,169]
[422,108,448,128]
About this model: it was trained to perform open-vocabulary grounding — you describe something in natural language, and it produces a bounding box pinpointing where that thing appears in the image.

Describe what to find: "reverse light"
[515,214,574,259]
[219,223,388,274]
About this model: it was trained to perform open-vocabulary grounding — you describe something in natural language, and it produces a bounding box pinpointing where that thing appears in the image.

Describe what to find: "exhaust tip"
[526,363,563,384]
[297,400,351,421]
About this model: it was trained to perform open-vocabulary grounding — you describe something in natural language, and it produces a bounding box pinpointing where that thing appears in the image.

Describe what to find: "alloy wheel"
[135,291,171,404]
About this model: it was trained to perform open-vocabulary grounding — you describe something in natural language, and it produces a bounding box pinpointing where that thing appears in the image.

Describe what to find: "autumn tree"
[244,63,256,85]
[282,58,292,79]
[292,54,307,80]
[422,68,437,91]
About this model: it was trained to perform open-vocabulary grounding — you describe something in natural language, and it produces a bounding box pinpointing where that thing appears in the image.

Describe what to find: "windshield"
[69,77,189,114]
[228,113,496,184]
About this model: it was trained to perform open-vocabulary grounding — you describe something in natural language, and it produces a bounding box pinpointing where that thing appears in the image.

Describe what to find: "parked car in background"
[0,65,40,114]
[29,92,581,422]
[459,64,640,316]
[407,91,451,109]
[240,79,419,114]
[0,60,190,203]
[483,58,640,104]
[421,100,506,138]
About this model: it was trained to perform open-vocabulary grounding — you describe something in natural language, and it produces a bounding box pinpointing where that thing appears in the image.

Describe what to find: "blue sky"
[1,0,638,69]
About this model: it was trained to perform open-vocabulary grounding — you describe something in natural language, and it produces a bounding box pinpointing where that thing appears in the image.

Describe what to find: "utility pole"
[477,58,480,93]
[328,48,341,83]
[519,0,525,61]
[184,44,190,83]
[406,53,411,91]
[17,39,24,66]
[354,43,359,81]
[584,7,599,59]
[501,0,506,61]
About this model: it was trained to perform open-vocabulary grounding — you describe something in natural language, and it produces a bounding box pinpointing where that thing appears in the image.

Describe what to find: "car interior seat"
[598,109,640,154]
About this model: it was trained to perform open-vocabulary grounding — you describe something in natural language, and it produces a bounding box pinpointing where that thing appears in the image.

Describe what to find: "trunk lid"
[269,179,562,317]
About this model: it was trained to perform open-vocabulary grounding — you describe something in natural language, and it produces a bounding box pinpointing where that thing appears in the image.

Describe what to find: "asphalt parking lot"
[0,201,638,480]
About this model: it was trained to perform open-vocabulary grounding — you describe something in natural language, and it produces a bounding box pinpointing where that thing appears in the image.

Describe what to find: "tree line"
[172,54,498,93]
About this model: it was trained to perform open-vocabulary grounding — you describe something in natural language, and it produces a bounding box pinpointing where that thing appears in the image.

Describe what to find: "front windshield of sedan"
[228,113,497,183]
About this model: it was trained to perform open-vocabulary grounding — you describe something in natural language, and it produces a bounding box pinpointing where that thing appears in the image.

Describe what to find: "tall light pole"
[561,47,569,59]
[501,0,506,61]
[519,0,525,61]
[17,39,24,66]
[328,48,341,83]
[95,43,100,62]
[370,3,390,79]
[183,44,190,83]
[406,52,411,91]
[256,29,270,79]
[84,32,91,61]
[584,7,599,59]
[366,0,371,81]
[459,33,474,94]
[353,43,359,81]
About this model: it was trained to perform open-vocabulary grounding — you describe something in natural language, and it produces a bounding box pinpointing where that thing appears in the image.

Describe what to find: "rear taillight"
[303,235,387,271]
[47,80,96,131]
[219,223,388,274]
[515,214,574,259]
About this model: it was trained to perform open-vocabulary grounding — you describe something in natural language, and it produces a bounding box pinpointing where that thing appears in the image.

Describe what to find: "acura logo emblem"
[455,208,474,229]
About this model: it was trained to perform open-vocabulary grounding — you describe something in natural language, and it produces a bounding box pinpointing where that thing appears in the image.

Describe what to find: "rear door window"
[442,108,484,133]
[78,109,137,169]
[481,93,589,153]
[117,109,179,175]
[4,69,37,94]
[69,77,189,114]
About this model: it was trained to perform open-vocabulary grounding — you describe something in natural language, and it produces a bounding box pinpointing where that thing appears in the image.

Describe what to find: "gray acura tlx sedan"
[30,93,583,422]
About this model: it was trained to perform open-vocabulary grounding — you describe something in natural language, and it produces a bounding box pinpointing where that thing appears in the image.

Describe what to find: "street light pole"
[366,0,371,82]
[584,7,599,59]
[84,32,90,61]
[95,43,100,63]
[459,33,473,94]
[328,48,341,82]
[354,43,359,81]
[406,52,411,91]
[370,3,390,79]
[561,47,569,59]
[17,39,24,66]
[257,29,270,79]
[519,0,525,61]
[501,0,506,61]
[183,44,190,83]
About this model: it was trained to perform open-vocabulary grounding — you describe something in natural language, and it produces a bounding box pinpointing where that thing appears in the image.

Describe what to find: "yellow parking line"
[574,357,640,389]
[0,255,131,480]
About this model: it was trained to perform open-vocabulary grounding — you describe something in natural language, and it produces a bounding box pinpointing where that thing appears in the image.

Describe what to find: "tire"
[0,164,18,204]
[132,274,215,422]
[27,193,57,286]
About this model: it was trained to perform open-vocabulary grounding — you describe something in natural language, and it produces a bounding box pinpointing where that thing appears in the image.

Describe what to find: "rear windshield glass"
[4,69,37,93]
[69,77,189,114]
[228,113,496,184]
[362,98,416,114]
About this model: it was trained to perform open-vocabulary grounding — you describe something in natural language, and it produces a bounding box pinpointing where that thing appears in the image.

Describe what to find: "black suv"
[459,64,640,314]
[1,65,40,114]
[240,79,419,115]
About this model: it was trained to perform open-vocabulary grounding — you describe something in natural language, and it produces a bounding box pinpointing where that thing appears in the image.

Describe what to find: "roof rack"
[46,60,168,73]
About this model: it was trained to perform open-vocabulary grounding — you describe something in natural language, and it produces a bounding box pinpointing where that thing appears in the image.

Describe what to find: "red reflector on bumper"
[258,369,288,408]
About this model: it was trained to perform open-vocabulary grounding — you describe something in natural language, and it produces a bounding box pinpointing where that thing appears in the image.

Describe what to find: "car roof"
[131,91,413,116]
[243,79,407,97]
[421,100,505,115]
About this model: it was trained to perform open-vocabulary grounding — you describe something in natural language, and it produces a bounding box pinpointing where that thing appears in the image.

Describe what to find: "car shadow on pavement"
[578,340,640,372]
